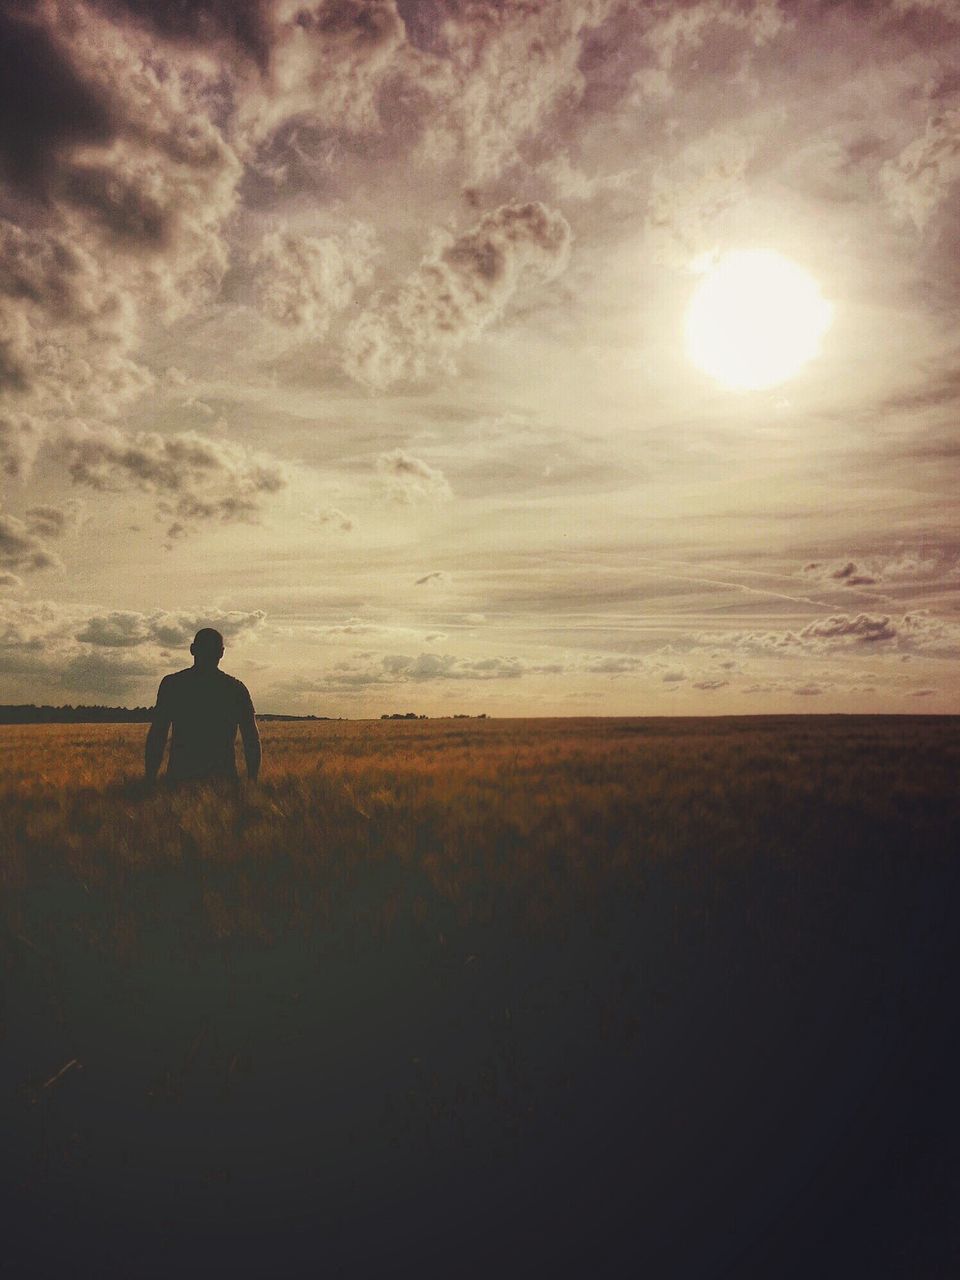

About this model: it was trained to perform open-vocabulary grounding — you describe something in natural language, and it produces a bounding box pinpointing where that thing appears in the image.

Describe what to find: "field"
[2,716,959,1278]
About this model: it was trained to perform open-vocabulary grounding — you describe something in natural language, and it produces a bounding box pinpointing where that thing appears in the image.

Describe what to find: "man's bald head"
[190,628,224,668]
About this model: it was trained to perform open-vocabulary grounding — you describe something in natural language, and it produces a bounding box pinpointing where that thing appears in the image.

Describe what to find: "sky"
[1,0,960,717]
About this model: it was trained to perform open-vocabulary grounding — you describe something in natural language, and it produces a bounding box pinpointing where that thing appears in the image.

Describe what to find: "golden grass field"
[2,716,959,1278]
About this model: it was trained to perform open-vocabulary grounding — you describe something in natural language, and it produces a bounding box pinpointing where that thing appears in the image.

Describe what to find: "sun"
[684,249,833,390]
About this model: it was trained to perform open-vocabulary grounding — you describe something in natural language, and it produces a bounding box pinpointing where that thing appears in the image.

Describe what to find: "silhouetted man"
[145,628,261,784]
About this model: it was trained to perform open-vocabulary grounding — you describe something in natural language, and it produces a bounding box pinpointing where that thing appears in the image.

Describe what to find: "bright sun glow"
[685,249,833,390]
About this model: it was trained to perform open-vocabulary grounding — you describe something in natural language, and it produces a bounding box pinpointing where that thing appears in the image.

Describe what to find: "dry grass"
[2,716,959,1278]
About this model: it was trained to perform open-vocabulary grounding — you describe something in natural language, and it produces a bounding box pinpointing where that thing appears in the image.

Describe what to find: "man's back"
[155,666,255,781]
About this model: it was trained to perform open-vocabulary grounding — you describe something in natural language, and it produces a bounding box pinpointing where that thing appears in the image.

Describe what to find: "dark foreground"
[2,716,959,1278]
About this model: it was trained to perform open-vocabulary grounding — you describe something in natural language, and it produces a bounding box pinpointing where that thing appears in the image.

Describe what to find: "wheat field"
[2,716,959,1278]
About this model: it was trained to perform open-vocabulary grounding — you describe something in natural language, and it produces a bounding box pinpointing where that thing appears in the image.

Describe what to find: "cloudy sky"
[1,0,959,716]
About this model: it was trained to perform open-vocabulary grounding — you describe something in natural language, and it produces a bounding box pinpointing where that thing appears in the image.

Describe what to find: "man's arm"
[239,686,261,782]
[145,678,172,782]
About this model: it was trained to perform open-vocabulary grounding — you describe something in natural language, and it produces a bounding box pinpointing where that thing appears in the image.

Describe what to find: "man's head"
[190,627,224,668]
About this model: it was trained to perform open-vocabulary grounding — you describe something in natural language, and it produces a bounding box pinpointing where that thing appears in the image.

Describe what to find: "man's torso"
[159,668,251,780]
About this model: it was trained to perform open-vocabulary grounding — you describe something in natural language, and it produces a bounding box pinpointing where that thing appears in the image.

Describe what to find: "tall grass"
[2,716,959,1278]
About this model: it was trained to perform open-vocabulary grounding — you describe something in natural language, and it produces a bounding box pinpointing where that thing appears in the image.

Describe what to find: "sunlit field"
[2,716,959,1278]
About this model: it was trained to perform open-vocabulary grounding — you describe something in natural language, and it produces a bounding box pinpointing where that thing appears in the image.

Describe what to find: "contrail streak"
[631,557,834,610]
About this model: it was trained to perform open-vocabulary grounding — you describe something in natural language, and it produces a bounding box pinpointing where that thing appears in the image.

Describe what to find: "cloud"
[102,0,270,62]
[250,223,377,335]
[411,0,618,184]
[0,510,64,576]
[0,596,266,698]
[908,687,938,697]
[318,618,439,641]
[344,202,571,388]
[645,129,757,264]
[0,413,44,480]
[698,612,900,656]
[697,608,960,665]
[0,1,244,500]
[0,220,152,428]
[61,648,159,696]
[0,6,113,196]
[537,153,638,203]
[286,647,562,692]
[630,0,787,104]
[809,560,879,587]
[57,424,287,531]
[793,684,824,696]
[692,678,728,690]
[583,655,646,674]
[802,553,957,589]
[381,652,527,682]
[803,552,960,591]
[50,4,243,310]
[237,0,407,145]
[76,607,266,649]
[799,614,898,645]
[897,610,960,658]
[376,450,452,504]
[24,502,83,539]
[881,107,960,232]
[415,570,449,586]
[306,506,354,531]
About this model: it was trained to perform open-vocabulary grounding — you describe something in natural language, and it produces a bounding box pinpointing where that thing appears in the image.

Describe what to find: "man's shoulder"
[218,670,253,698]
[160,668,194,687]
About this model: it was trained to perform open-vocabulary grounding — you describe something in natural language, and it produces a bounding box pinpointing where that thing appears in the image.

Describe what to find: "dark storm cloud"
[0,0,253,479]
[0,5,113,196]
[95,0,269,61]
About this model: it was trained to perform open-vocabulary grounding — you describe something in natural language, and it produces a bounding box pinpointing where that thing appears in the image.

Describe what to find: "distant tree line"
[0,706,333,725]
[256,714,332,722]
[379,713,489,720]
[0,705,153,724]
